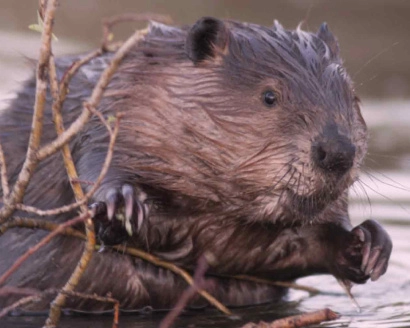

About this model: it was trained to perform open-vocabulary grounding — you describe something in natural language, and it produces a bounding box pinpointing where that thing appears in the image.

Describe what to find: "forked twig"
[0,0,57,223]
[159,256,211,328]
[0,212,90,287]
[0,287,119,328]
[102,12,172,50]
[16,114,120,218]
[0,218,232,316]
[45,19,150,328]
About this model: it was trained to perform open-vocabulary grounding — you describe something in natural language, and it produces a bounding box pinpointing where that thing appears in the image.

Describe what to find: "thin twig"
[44,12,96,326]
[0,215,319,308]
[0,0,57,223]
[0,141,10,199]
[117,246,231,316]
[16,111,120,219]
[0,217,231,316]
[241,308,340,328]
[0,216,85,239]
[59,49,103,102]
[102,12,172,50]
[36,49,103,162]
[36,108,90,161]
[0,212,89,287]
[233,275,320,295]
[0,293,43,318]
[159,256,210,328]
[0,287,119,328]
[45,23,149,328]
[0,286,39,297]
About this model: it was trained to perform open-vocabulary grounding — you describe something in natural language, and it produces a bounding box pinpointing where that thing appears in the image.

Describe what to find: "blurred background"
[1,1,409,327]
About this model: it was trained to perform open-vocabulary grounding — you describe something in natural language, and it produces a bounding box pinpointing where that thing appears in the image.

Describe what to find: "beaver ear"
[186,17,229,64]
[317,23,340,59]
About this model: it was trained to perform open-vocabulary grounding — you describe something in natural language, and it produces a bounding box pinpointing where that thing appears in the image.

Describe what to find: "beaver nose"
[312,136,356,176]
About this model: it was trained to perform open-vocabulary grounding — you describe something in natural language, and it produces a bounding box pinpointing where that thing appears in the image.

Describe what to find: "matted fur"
[0,18,373,310]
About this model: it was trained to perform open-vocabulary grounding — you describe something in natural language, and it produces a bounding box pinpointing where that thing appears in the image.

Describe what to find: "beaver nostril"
[312,138,356,176]
[316,146,327,162]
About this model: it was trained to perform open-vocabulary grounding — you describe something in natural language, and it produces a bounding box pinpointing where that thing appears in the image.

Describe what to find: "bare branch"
[0,286,39,297]
[241,308,340,328]
[0,216,85,240]
[0,217,231,317]
[36,49,104,161]
[102,12,172,50]
[233,275,320,295]
[115,246,231,316]
[0,141,10,199]
[36,107,90,161]
[59,49,103,102]
[0,0,57,223]
[159,256,211,328]
[0,287,119,328]
[0,293,43,318]
[16,112,120,219]
[45,23,149,328]
[0,212,90,287]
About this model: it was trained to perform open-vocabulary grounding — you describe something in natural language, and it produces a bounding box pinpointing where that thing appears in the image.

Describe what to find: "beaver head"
[106,17,367,223]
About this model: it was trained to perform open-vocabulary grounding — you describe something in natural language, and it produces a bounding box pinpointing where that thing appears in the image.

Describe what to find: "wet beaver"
[0,17,392,310]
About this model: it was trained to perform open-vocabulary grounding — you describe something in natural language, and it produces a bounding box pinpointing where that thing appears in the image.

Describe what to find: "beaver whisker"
[364,167,410,193]
[351,180,373,217]
[0,16,391,311]
[277,167,297,204]
[359,176,410,216]
[266,158,298,194]
[236,142,294,170]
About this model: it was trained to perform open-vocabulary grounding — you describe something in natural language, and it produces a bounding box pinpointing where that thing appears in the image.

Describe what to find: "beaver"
[0,17,392,311]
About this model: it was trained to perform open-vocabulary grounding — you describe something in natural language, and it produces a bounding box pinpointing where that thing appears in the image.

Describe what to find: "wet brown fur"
[0,18,370,311]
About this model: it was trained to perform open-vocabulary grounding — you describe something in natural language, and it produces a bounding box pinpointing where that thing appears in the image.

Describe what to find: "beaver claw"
[90,185,148,246]
[340,219,392,283]
[351,219,392,281]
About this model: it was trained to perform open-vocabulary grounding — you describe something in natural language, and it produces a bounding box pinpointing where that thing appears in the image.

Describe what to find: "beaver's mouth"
[286,185,343,218]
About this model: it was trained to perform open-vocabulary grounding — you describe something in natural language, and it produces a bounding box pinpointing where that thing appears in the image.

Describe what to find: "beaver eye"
[262,90,278,107]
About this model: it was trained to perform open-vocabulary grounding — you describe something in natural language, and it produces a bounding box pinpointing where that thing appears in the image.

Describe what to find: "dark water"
[2,101,410,328]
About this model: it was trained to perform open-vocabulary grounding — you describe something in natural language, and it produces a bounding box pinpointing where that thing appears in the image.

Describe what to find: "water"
[1,100,410,328]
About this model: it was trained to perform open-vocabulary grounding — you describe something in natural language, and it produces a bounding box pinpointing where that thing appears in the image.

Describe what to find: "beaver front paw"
[90,185,148,246]
[335,219,392,284]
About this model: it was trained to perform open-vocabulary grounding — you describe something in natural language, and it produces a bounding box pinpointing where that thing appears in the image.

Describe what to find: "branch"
[159,256,211,328]
[36,107,90,161]
[36,49,103,162]
[16,116,119,217]
[0,212,89,287]
[241,308,340,328]
[0,0,57,223]
[0,286,39,297]
[233,275,320,295]
[0,287,119,328]
[45,21,149,328]
[59,49,103,102]
[118,246,231,316]
[0,141,10,199]
[0,216,85,240]
[101,12,172,50]
[0,217,232,317]
[0,293,43,318]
